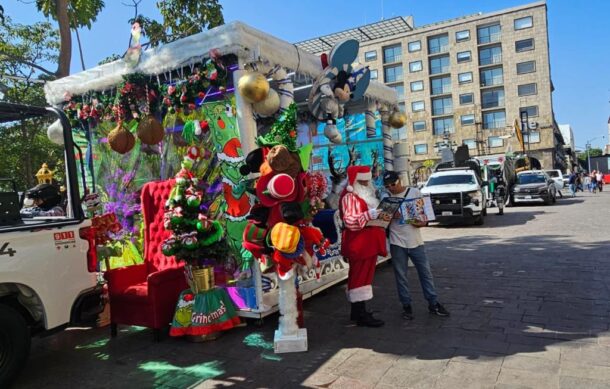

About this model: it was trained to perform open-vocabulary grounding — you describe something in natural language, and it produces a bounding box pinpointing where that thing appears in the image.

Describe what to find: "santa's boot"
[356,301,384,328]
[350,301,364,321]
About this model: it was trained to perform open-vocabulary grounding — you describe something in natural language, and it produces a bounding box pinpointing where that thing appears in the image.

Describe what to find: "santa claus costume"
[339,165,387,327]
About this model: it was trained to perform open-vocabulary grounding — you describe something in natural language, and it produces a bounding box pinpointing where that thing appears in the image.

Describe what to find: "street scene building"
[296,1,567,171]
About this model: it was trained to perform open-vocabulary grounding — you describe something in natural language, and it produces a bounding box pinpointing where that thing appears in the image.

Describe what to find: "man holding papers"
[340,165,389,327]
[382,171,449,320]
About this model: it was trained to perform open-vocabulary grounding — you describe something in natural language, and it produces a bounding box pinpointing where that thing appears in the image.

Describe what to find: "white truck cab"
[0,103,101,386]
[420,167,487,225]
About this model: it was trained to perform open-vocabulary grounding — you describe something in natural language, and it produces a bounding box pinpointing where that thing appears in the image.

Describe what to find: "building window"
[414,144,428,155]
[514,16,533,30]
[483,110,506,129]
[428,34,449,54]
[515,38,534,52]
[409,60,422,72]
[412,100,425,112]
[391,127,408,141]
[457,51,472,63]
[458,72,473,84]
[481,88,505,109]
[384,65,403,83]
[433,117,455,135]
[429,55,450,75]
[432,96,453,116]
[456,30,470,42]
[488,136,504,148]
[408,40,421,52]
[479,45,502,66]
[364,50,377,62]
[383,44,402,64]
[430,76,451,96]
[410,80,424,92]
[516,60,536,74]
[459,93,474,105]
[390,84,405,100]
[413,121,426,132]
[461,114,475,126]
[480,67,504,87]
[523,131,540,143]
[519,105,539,117]
[463,139,476,149]
[518,83,537,96]
[477,23,501,44]
[370,69,378,80]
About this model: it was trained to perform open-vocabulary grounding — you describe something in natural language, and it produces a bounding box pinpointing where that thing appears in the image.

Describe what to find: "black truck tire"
[0,304,31,387]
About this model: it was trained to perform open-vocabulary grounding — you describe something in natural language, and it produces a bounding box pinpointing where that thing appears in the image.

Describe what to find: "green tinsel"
[257,102,298,152]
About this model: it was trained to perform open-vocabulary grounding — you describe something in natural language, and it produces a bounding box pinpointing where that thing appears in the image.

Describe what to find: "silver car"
[513,171,557,205]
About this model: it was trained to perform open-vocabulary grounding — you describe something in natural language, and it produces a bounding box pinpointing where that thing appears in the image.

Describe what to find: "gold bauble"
[136,115,164,145]
[108,122,136,154]
[252,88,280,116]
[237,72,269,103]
[389,111,407,129]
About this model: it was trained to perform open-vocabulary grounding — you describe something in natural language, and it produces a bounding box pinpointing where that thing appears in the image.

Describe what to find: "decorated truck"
[0,103,102,386]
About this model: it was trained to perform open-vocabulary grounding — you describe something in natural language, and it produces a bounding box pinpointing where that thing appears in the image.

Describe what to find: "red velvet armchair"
[105,179,187,340]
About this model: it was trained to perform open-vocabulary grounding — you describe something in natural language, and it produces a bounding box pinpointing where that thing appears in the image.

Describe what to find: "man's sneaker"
[402,305,414,320]
[428,302,450,316]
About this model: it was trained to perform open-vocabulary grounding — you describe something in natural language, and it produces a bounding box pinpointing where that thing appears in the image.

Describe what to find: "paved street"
[14,190,610,389]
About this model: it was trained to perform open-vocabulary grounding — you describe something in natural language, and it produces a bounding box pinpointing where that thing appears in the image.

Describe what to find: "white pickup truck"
[421,167,488,225]
[0,103,101,386]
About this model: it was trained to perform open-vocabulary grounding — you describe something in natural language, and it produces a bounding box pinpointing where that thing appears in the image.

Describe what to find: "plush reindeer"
[325,146,357,209]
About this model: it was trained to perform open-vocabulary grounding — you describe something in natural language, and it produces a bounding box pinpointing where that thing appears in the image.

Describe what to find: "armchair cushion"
[105,263,148,295]
[148,266,185,287]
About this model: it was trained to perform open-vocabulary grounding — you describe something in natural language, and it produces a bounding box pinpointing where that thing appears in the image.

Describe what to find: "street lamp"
[585,136,605,173]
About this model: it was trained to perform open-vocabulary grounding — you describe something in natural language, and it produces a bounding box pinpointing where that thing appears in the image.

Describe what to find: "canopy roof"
[44,21,398,109]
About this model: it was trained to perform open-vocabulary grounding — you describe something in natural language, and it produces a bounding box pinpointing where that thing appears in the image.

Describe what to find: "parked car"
[545,169,565,190]
[421,167,487,225]
[513,170,557,205]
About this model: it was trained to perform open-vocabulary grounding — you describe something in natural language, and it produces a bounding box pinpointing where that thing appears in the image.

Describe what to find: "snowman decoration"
[308,39,371,144]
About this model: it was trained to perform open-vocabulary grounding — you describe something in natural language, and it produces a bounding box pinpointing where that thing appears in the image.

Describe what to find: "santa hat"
[345,165,372,193]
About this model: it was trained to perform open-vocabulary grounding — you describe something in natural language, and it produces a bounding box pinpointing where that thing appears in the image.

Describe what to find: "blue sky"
[4,0,610,149]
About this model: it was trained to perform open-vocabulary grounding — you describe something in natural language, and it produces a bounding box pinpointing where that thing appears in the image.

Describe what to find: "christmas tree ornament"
[108,121,136,154]
[136,115,164,145]
[237,72,269,103]
[389,110,407,129]
[47,119,65,145]
[252,88,280,116]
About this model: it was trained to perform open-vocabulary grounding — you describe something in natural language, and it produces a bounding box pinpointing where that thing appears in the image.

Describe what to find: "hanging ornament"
[389,111,407,129]
[47,119,64,145]
[253,88,280,116]
[108,121,136,154]
[136,115,164,145]
[237,72,269,103]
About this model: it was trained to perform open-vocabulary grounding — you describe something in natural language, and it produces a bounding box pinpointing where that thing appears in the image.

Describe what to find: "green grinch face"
[220,163,243,185]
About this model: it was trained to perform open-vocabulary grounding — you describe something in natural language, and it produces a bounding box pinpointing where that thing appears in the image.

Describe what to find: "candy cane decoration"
[380,104,393,171]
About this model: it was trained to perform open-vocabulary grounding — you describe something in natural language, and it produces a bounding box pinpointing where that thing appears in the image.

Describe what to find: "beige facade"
[296,1,566,171]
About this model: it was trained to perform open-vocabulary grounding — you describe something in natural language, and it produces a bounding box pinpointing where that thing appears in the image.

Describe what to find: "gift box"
[226,286,258,310]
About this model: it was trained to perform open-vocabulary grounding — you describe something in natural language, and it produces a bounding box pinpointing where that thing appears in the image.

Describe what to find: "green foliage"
[132,0,224,47]
[0,17,64,190]
[578,148,603,162]
[35,0,105,29]
[98,53,122,65]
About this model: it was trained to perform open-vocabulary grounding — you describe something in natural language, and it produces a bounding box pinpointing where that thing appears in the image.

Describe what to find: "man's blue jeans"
[390,244,438,307]
[569,183,576,196]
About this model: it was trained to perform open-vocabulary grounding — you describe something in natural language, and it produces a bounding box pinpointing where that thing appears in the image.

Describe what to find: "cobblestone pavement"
[13,191,610,388]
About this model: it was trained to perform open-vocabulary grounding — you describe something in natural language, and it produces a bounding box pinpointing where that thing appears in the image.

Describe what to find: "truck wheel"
[0,304,31,387]
[474,215,484,226]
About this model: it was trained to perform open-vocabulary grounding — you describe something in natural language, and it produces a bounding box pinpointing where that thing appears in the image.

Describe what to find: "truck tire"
[0,304,31,387]
[473,214,484,225]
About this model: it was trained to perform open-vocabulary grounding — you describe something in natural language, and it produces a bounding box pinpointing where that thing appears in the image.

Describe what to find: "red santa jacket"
[339,192,387,260]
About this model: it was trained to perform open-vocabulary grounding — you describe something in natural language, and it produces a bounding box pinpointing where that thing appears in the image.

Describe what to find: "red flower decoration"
[183,293,194,302]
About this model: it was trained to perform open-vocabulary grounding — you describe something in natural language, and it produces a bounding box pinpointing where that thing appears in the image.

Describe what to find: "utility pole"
[587,141,591,173]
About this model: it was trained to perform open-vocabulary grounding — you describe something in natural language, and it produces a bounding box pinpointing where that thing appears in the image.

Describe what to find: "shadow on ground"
[14,235,610,388]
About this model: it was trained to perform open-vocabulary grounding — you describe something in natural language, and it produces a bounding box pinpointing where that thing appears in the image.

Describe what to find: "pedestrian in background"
[590,171,598,193]
[596,171,604,192]
[382,171,449,320]
[568,172,577,197]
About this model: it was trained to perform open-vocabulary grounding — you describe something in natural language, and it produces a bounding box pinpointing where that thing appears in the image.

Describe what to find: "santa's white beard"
[353,182,380,209]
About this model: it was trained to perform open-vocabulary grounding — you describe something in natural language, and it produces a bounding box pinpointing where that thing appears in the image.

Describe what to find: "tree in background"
[0,17,64,189]
[128,0,224,48]
[578,147,603,163]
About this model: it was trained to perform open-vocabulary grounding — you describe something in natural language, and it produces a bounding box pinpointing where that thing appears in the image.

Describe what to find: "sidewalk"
[15,192,610,388]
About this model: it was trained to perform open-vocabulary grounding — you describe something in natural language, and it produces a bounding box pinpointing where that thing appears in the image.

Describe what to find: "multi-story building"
[559,124,577,172]
[296,1,566,171]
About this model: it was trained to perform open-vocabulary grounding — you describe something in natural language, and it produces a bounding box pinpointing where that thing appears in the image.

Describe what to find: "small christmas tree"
[162,146,229,267]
